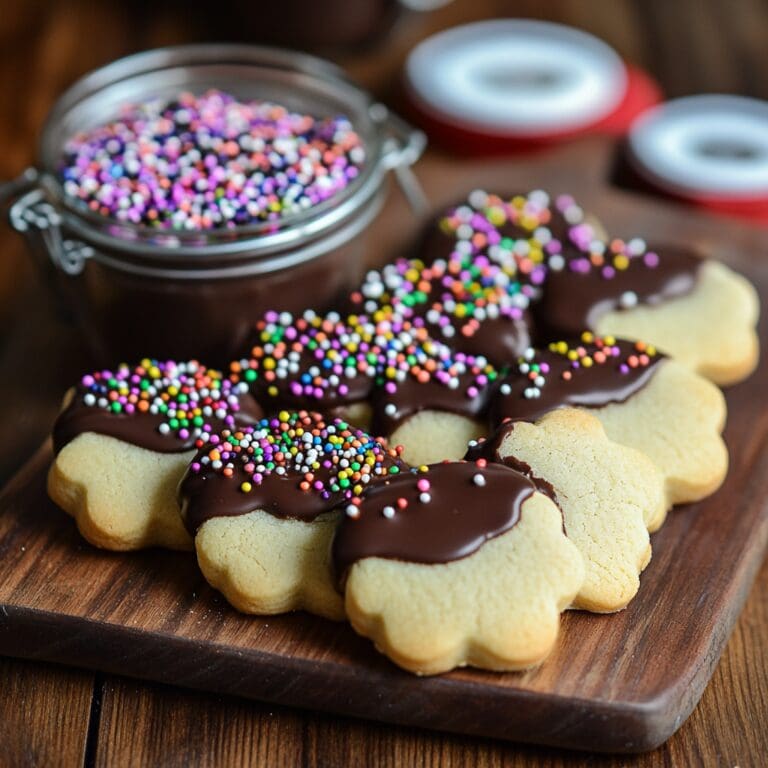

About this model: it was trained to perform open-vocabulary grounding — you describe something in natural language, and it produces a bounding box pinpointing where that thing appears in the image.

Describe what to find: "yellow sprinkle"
[582,357,593,368]
[263,358,276,371]
[613,255,630,270]
[581,331,594,343]
[487,206,507,226]
[241,482,252,493]
[604,335,616,345]
[567,350,579,361]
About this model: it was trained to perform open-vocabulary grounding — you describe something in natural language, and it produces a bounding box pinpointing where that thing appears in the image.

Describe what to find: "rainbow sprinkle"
[229,309,498,405]
[60,89,365,231]
[500,332,659,401]
[189,411,403,502]
[77,359,250,444]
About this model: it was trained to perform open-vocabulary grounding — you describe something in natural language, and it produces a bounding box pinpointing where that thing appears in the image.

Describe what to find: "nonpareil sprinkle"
[60,90,365,231]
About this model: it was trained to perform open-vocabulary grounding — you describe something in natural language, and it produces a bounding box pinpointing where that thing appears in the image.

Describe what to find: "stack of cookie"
[48,191,759,675]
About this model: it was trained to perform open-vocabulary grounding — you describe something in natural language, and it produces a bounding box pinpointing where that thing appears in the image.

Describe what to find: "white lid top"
[405,19,627,137]
[628,95,768,198]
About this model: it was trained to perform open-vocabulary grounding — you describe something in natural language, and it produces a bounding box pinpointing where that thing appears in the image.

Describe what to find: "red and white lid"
[628,95,768,202]
[405,19,629,140]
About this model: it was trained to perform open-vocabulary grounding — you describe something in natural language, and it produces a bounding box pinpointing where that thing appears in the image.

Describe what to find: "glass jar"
[1,44,425,365]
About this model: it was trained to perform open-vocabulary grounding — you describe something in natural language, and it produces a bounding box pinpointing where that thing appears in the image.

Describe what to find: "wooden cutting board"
[0,142,766,754]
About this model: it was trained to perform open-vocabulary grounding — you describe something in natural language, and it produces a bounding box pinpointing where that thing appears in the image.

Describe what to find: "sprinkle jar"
[3,45,425,364]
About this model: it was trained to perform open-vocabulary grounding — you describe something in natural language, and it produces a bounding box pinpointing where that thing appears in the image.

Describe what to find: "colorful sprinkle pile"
[351,254,536,346]
[60,90,365,231]
[439,190,553,280]
[431,191,664,291]
[549,194,660,282]
[188,411,403,502]
[501,332,659,401]
[78,359,249,444]
[229,309,498,405]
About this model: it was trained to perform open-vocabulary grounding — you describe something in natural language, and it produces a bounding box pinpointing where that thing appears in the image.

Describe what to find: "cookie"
[490,333,728,517]
[470,408,665,612]
[534,199,759,385]
[179,411,404,621]
[48,359,261,551]
[387,410,486,466]
[591,259,759,386]
[370,351,495,465]
[334,461,584,675]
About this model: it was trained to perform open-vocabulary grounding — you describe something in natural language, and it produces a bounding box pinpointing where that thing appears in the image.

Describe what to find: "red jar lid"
[627,95,768,222]
[404,19,661,152]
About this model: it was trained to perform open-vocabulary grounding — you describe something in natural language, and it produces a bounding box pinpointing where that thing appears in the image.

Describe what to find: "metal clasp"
[370,103,429,216]
[5,178,93,277]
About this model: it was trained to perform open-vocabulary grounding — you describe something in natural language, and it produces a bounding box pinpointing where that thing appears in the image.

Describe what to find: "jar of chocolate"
[2,44,425,365]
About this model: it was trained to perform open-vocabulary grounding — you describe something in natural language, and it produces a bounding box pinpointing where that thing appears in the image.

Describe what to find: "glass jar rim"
[35,43,399,260]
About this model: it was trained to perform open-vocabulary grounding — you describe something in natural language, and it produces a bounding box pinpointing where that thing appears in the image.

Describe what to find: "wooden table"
[0,1,766,765]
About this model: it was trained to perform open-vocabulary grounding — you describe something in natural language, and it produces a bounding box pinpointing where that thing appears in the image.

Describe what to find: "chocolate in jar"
[8,45,424,368]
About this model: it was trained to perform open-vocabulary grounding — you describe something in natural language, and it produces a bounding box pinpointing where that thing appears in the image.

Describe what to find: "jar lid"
[627,95,768,201]
[405,20,628,139]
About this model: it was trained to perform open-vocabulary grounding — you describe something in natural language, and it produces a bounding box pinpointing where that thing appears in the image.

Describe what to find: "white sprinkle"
[419,493,431,503]
[473,473,486,487]
[500,383,512,396]
[346,504,360,519]
[384,404,397,416]
[619,291,639,308]
[548,254,565,271]
[382,506,396,519]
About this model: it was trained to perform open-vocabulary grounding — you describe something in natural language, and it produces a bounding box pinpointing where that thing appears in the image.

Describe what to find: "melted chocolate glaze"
[538,245,703,338]
[410,304,532,366]
[489,342,664,427]
[52,389,263,455]
[464,438,558,507]
[332,462,537,581]
[370,371,494,436]
[181,467,338,533]
[179,436,405,534]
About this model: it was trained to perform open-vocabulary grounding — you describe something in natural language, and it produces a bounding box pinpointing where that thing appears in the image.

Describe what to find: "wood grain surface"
[1,0,768,765]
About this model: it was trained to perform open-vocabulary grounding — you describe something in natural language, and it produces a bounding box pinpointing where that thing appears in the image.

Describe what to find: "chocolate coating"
[332,462,537,580]
[180,463,342,533]
[489,341,663,427]
[52,388,262,454]
[370,371,494,436]
[538,246,703,337]
[179,417,405,533]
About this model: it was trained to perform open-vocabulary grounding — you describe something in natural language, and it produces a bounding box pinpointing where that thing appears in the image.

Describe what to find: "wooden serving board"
[0,143,767,754]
